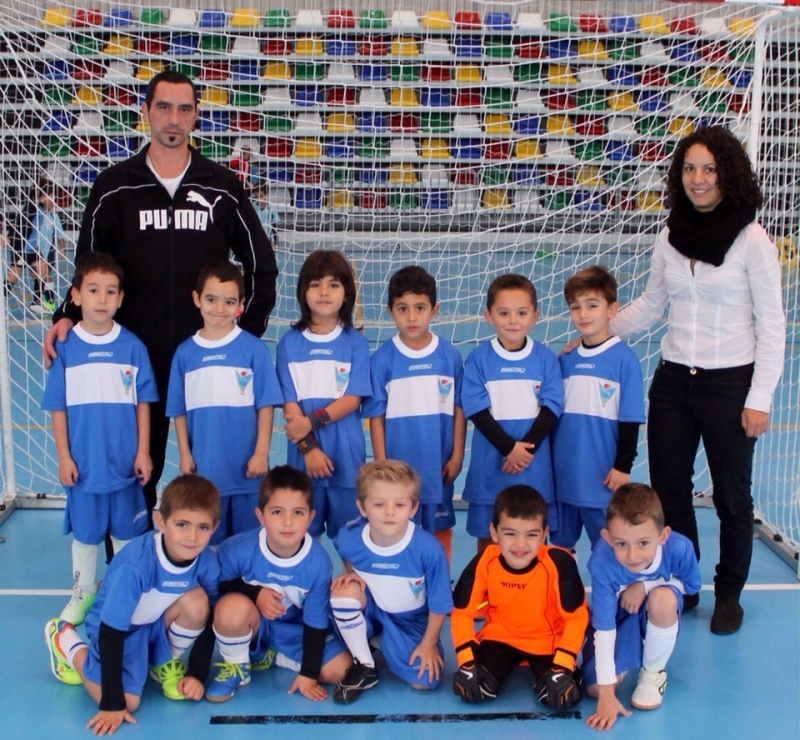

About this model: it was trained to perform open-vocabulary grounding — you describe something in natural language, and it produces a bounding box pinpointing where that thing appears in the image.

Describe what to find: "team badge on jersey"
[438,378,453,403]
[598,382,617,407]
[120,368,133,394]
[408,577,425,599]
[235,369,254,395]
[335,364,351,393]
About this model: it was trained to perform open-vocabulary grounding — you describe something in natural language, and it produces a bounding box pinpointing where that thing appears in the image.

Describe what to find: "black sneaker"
[710,597,744,635]
[333,660,379,704]
[683,592,700,612]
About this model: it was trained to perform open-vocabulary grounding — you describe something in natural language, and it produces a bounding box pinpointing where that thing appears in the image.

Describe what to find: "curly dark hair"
[665,126,763,210]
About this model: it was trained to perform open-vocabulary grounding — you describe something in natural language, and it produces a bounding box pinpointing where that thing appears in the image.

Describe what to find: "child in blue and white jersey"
[205,465,351,702]
[551,266,645,550]
[363,266,465,561]
[41,252,158,626]
[330,460,453,704]
[276,249,371,540]
[583,483,700,731]
[462,274,563,552]
[166,261,283,545]
[45,475,222,736]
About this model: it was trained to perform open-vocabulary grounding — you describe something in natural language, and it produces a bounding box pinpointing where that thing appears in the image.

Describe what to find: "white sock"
[642,621,678,672]
[57,624,88,669]
[110,536,130,554]
[71,541,98,590]
[167,622,204,659]
[331,597,373,667]
[214,627,252,665]
[45,281,54,291]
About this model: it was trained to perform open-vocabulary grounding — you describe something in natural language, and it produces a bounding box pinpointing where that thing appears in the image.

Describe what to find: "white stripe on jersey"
[64,363,139,406]
[563,374,621,420]
[355,571,427,614]
[385,375,455,419]
[288,359,351,400]
[486,378,541,421]
[130,589,181,626]
[184,364,256,410]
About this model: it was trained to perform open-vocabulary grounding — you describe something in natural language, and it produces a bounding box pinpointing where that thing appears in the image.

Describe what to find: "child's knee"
[646,587,679,622]
[174,586,210,626]
[213,593,259,632]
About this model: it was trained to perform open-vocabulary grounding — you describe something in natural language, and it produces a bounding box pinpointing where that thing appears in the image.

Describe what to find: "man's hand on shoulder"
[42,317,73,368]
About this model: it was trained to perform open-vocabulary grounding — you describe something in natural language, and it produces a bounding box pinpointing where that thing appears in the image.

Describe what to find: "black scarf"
[666,195,756,267]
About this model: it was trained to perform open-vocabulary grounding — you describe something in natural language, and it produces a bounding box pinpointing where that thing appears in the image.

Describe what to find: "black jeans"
[647,360,756,599]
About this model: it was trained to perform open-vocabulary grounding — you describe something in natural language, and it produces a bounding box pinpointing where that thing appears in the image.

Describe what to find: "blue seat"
[605,140,633,162]
[42,111,71,132]
[574,190,604,211]
[639,91,668,112]
[697,116,726,129]
[608,16,636,33]
[422,190,449,210]
[327,39,356,55]
[669,42,699,62]
[295,86,323,106]
[356,112,387,132]
[232,61,259,80]
[358,65,388,81]
[108,136,136,158]
[105,9,134,27]
[453,138,481,159]
[484,12,512,30]
[198,111,229,131]
[607,66,638,85]
[76,163,100,185]
[514,116,543,135]
[730,69,752,89]
[295,188,323,209]
[515,165,543,185]
[358,164,386,183]
[42,60,70,80]
[169,34,197,55]
[421,88,449,107]
[199,10,226,27]
[454,37,481,58]
[268,163,293,182]
[326,137,355,157]
[548,40,575,58]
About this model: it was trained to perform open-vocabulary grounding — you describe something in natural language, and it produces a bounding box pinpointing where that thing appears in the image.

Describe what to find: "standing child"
[551,265,645,550]
[583,483,701,731]
[462,274,563,552]
[166,261,283,545]
[330,460,453,703]
[451,484,588,708]
[253,184,280,249]
[45,475,221,737]
[276,249,371,540]
[363,266,465,561]
[205,465,351,702]
[41,252,158,626]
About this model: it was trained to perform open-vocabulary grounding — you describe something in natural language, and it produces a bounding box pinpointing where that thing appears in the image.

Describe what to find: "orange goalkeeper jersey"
[450,544,589,671]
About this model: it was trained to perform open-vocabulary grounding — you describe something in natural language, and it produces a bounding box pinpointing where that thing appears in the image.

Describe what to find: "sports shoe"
[149,658,187,701]
[710,597,744,635]
[333,660,379,704]
[44,618,82,686]
[630,668,667,710]
[205,662,252,703]
[28,302,45,314]
[682,592,700,612]
[60,586,96,626]
[41,298,56,314]
[250,648,276,671]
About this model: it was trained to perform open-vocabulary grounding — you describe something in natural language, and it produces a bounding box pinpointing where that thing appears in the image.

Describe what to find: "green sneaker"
[251,648,276,671]
[149,658,187,700]
[44,618,82,685]
[41,298,56,314]
[205,661,251,702]
[60,586,96,626]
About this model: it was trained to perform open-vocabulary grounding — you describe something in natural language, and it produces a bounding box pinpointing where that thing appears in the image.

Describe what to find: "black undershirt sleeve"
[521,406,558,450]
[469,408,516,457]
[97,622,127,712]
[219,577,261,604]
[613,422,641,474]
[299,625,328,679]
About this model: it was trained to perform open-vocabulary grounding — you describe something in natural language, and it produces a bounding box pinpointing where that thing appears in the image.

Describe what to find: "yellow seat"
[701,68,730,88]
[200,88,228,107]
[41,8,70,26]
[327,113,355,133]
[637,191,663,212]
[294,138,321,158]
[295,37,324,56]
[577,166,605,187]
[263,61,291,80]
[390,89,419,107]
[484,114,511,134]
[328,190,354,209]
[231,8,259,27]
[548,64,576,85]
[455,65,481,83]
[74,86,102,106]
[136,60,165,81]
[607,91,637,112]
[546,114,574,136]
[421,11,450,30]
[640,15,669,35]
[389,164,417,184]
[729,17,756,36]
[420,138,449,158]
[137,118,150,133]
[578,41,607,61]
[482,189,510,210]
[105,34,135,55]
[515,139,542,160]
[392,37,419,56]
[669,117,694,137]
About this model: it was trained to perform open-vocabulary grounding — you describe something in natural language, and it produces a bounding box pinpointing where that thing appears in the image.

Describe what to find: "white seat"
[268,187,291,206]
[295,10,324,30]
[359,88,388,109]
[452,114,480,132]
[42,35,70,56]
[167,8,197,27]
[452,190,478,212]
[326,63,356,82]
[668,92,700,115]
[389,139,418,158]
[516,12,545,31]
[513,188,543,213]
[483,66,513,83]
[420,165,449,187]
[578,68,606,85]
[72,111,103,136]
[260,87,292,110]
[515,88,546,112]
[233,137,260,156]
[640,41,669,62]
[423,39,453,58]
[294,112,323,133]
[232,37,260,56]
[392,10,419,30]
[104,60,134,82]
[699,17,728,36]
[545,139,577,164]
[608,116,635,136]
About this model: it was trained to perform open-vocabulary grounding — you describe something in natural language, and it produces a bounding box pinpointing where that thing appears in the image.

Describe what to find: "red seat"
[74,60,103,80]
[296,165,322,184]
[517,41,544,58]
[327,87,357,106]
[358,37,388,56]
[75,137,104,156]
[574,115,605,136]
[55,186,72,209]
[422,65,450,82]
[543,90,575,110]
[106,87,136,106]
[263,39,290,55]
[547,168,573,187]
[609,191,636,211]
[454,89,481,107]
[265,137,292,158]
[232,112,260,132]
[390,113,418,133]
[327,9,356,28]
[729,94,749,114]
[640,142,664,162]
[200,61,228,81]
[74,9,101,26]
[701,43,729,63]
[484,142,510,159]
[454,11,481,29]
[579,15,607,33]
[137,37,165,55]
[451,165,476,185]
[671,17,698,34]
[641,68,667,86]
[358,192,385,209]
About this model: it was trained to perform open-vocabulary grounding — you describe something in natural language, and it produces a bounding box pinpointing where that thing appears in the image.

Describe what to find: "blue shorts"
[83,617,172,697]
[550,503,606,550]
[250,617,347,670]
[582,585,684,687]
[467,498,558,539]
[361,592,443,689]
[212,492,260,546]
[434,482,456,532]
[308,485,360,540]
[63,482,148,545]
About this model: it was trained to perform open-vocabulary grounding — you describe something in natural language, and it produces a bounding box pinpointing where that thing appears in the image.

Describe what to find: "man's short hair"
[72,252,124,291]
[492,484,548,529]
[388,266,437,308]
[606,483,665,530]
[258,465,314,510]
[145,70,198,108]
[159,474,221,524]
[356,459,420,506]
[486,274,537,311]
[195,260,245,300]
[563,265,618,305]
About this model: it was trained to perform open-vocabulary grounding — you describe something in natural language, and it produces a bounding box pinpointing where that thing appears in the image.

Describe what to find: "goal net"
[0,0,797,558]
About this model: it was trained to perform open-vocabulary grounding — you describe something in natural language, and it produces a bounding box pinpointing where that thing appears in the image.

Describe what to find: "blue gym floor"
[1,507,797,739]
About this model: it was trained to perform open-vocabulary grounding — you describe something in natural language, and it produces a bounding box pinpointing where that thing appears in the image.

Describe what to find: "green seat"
[544,191,571,210]
[295,63,324,81]
[42,136,71,157]
[171,62,199,79]
[43,86,73,105]
[636,116,668,137]
[391,65,420,82]
[264,115,292,132]
[698,92,727,113]
[264,9,290,28]
[197,137,231,158]
[200,35,227,54]
[421,113,450,134]
[105,110,137,132]
[575,141,604,161]
[76,186,91,208]
[515,63,541,83]
[359,9,387,29]
[72,35,103,55]
[730,44,755,63]
[606,39,637,61]
[230,87,260,107]
[140,8,165,25]
[357,137,387,157]
[482,166,510,186]
[576,89,605,111]
[668,68,699,87]
[604,166,632,186]
[484,88,512,109]
[388,192,418,209]
[330,168,354,184]
[547,13,577,32]
[485,37,513,59]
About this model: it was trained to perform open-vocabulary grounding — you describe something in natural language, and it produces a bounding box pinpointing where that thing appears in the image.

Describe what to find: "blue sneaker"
[205,662,251,703]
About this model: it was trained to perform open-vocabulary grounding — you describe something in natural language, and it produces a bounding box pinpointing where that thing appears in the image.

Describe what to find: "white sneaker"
[630,668,667,710]
[28,302,45,314]
[60,586,97,626]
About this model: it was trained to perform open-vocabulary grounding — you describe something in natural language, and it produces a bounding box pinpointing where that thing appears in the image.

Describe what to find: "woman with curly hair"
[610,126,785,635]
